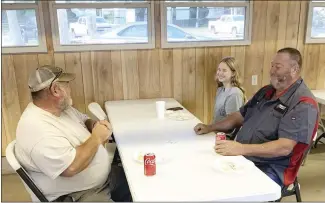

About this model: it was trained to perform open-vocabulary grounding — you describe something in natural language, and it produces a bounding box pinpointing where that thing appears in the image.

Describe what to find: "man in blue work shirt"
[194,47,319,187]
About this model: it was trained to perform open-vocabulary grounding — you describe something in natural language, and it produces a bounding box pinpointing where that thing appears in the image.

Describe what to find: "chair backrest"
[5,140,49,202]
[227,127,241,140]
[286,131,318,186]
[302,133,316,161]
[88,102,107,120]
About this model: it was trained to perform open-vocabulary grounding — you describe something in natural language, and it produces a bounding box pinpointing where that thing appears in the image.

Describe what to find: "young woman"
[213,56,246,124]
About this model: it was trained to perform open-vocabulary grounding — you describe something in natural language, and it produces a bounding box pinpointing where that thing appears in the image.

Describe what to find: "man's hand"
[98,120,112,129]
[194,123,211,135]
[214,140,244,156]
[92,122,112,143]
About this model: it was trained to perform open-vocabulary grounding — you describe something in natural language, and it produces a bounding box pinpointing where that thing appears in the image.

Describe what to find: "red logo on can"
[144,153,156,176]
[216,132,226,141]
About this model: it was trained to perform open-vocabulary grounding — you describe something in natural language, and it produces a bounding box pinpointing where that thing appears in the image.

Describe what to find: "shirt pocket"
[254,110,282,142]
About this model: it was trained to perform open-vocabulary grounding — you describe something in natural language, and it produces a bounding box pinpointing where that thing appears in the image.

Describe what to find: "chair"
[226,127,241,140]
[5,140,73,202]
[6,140,49,202]
[275,178,301,202]
[302,132,318,166]
[275,132,317,202]
[314,133,325,147]
[314,118,325,148]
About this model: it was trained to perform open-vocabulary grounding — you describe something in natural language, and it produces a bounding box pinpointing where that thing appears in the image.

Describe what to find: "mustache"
[278,76,286,82]
[271,74,286,83]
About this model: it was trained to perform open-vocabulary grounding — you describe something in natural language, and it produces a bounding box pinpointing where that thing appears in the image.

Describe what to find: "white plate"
[133,151,168,164]
[166,111,193,121]
[212,156,255,174]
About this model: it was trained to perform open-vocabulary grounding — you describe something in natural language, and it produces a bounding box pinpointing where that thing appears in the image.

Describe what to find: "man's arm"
[61,136,101,177]
[215,138,297,157]
[194,90,258,135]
[210,112,244,132]
[208,90,254,132]
[194,112,244,134]
[215,101,318,157]
[31,134,102,179]
[61,122,111,177]
[241,138,297,157]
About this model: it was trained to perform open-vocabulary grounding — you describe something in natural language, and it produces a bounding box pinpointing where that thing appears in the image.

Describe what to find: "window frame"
[306,1,325,44]
[49,1,155,52]
[160,1,253,48]
[2,1,47,54]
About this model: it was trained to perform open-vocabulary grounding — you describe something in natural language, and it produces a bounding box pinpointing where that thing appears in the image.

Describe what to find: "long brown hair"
[216,57,246,101]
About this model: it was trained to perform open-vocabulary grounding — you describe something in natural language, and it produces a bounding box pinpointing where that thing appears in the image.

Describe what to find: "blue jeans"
[257,165,284,188]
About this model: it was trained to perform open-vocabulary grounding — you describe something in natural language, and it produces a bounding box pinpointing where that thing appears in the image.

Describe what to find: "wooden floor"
[2,144,325,202]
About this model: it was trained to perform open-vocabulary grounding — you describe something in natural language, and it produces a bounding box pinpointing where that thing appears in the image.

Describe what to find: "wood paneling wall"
[2,1,325,155]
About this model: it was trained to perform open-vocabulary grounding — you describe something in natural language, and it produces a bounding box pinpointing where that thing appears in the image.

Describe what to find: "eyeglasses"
[49,67,63,90]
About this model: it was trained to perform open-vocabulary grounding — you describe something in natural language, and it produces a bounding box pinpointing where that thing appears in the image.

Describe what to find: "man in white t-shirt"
[15,65,132,202]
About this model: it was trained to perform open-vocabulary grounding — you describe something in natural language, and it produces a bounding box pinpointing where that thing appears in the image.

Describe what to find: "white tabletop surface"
[311,89,325,105]
[105,98,281,202]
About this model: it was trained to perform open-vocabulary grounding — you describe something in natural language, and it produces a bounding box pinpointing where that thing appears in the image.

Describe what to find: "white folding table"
[311,90,325,105]
[311,90,325,146]
[105,98,281,201]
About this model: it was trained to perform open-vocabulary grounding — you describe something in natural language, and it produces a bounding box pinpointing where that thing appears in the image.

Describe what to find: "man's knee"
[64,187,113,202]
[109,165,132,202]
[259,166,283,187]
[79,191,113,202]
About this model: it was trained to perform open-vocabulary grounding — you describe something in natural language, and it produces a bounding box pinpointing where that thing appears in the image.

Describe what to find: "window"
[2,1,35,3]
[118,24,148,38]
[49,0,155,51]
[1,1,47,53]
[306,1,325,43]
[161,1,252,48]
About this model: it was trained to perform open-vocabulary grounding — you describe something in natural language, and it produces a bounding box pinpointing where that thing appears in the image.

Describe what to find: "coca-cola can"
[216,132,226,141]
[144,153,156,176]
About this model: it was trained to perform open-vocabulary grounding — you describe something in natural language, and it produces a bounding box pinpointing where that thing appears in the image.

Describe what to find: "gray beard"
[59,97,70,111]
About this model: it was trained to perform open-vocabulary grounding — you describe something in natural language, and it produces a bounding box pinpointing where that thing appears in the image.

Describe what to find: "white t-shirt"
[15,102,111,201]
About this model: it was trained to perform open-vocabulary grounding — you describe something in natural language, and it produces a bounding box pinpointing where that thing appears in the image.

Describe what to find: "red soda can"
[144,153,156,176]
[216,132,226,141]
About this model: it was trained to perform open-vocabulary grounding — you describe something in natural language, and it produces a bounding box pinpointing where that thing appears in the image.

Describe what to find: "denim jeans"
[257,164,284,188]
